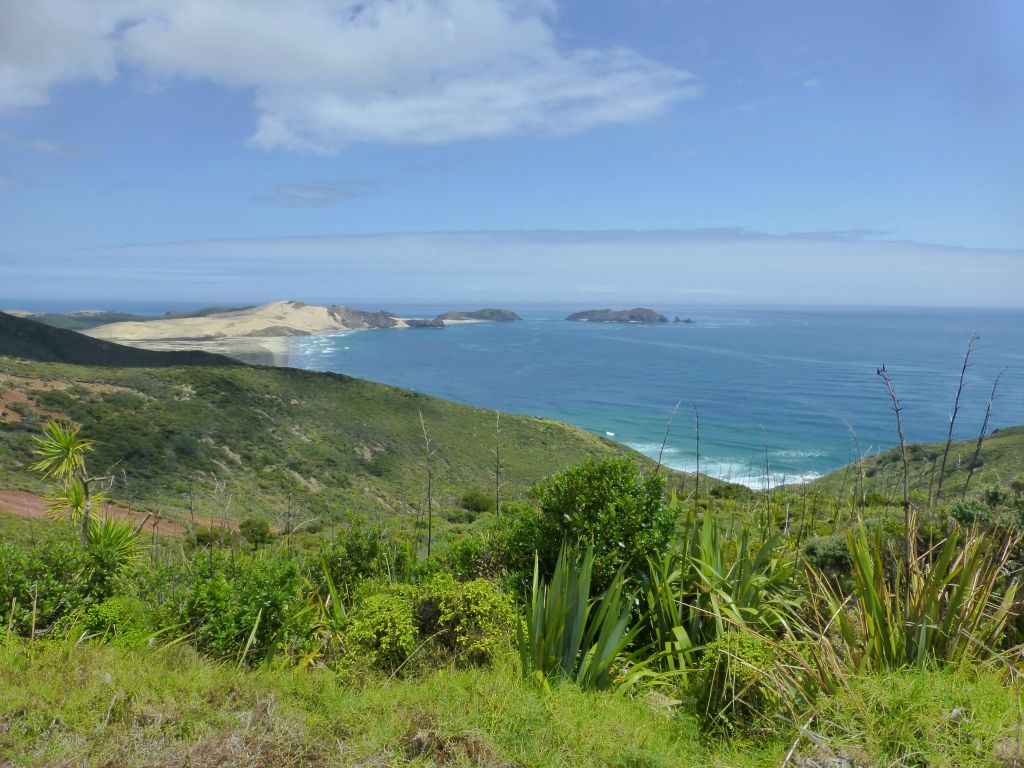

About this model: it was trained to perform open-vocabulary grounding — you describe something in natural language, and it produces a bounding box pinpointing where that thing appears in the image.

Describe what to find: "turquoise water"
[289,307,1024,487]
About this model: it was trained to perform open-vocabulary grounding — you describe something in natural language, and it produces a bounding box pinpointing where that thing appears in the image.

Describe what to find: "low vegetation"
[3,414,1024,766]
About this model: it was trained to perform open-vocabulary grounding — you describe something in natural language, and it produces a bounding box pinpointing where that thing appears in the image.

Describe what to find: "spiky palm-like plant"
[31,420,109,548]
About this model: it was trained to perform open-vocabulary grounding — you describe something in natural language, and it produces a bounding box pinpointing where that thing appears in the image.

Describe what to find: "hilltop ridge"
[0,312,236,367]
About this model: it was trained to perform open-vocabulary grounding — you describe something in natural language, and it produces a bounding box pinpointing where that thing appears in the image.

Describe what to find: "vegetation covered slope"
[810,425,1024,500]
[0,355,644,525]
[0,312,235,367]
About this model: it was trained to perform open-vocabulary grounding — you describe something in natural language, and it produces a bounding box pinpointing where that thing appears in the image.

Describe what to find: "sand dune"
[87,300,396,342]
[83,300,490,365]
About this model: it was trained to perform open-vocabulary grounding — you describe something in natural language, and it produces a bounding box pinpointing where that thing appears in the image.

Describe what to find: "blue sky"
[1,1,1022,308]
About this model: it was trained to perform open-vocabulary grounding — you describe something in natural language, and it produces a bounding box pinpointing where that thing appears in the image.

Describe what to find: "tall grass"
[640,512,799,676]
[818,523,1019,670]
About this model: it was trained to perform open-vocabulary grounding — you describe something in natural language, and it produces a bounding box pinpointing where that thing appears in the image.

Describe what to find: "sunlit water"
[280,306,1024,488]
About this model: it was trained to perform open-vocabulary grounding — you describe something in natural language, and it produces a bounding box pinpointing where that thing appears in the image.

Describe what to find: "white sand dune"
[86,301,399,342]
[83,300,487,365]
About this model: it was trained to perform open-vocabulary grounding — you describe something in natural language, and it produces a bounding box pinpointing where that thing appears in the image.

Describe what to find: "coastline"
[98,320,484,368]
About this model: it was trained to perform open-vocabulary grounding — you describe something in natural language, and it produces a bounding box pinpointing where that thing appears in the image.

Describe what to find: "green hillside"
[0,312,235,367]
[0,354,652,527]
[810,425,1024,500]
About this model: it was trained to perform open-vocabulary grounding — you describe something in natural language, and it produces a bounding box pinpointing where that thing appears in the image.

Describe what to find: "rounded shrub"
[80,595,153,644]
[524,457,672,587]
[691,632,783,734]
[345,587,418,672]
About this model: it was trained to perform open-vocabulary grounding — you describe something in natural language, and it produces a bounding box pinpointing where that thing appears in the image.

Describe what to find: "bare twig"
[656,400,681,473]
[934,334,978,507]
[418,411,437,557]
[877,364,915,613]
[963,367,1008,499]
[692,402,701,503]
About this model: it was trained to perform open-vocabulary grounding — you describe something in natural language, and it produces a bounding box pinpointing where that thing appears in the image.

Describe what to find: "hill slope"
[810,425,1024,500]
[0,312,236,367]
[0,354,650,527]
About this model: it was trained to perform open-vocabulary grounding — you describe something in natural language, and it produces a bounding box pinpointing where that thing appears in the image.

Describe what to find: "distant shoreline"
[99,319,490,367]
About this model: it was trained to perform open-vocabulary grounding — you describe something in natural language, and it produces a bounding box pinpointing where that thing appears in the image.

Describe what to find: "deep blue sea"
[288,306,1024,488]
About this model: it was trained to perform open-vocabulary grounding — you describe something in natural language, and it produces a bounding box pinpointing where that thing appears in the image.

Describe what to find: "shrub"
[345,578,514,673]
[344,587,417,672]
[525,457,672,586]
[316,520,415,591]
[691,632,783,734]
[950,499,993,528]
[80,596,153,644]
[429,533,505,582]
[181,551,312,663]
[239,516,272,547]
[460,489,496,513]
[417,577,515,665]
[0,539,91,636]
[802,534,849,578]
[984,485,1010,509]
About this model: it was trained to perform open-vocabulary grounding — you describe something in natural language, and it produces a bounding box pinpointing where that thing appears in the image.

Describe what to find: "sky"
[0,0,1022,309]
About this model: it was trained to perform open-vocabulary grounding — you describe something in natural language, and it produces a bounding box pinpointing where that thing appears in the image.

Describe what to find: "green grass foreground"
[2,640,1019,767]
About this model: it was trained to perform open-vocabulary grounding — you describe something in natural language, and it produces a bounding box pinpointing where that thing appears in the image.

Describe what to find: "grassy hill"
[810,424,1024,501]
[0,352,655,528]
[0,312,236,367]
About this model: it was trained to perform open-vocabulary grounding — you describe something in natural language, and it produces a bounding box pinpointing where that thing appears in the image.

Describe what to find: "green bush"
[0,539,91,636]
[315,521,415,591]
[418,577,515,665]
[238,516,272,547]
[802,534,849,577]
[345,587,418,672]
[181,551,312,663]
[691,632,783,734]
[460,489,496,513]
[525,457,673,586]
[428,533,505,582]
[80,595,153,644]
[950,499,994,528]
[345,578,514,673]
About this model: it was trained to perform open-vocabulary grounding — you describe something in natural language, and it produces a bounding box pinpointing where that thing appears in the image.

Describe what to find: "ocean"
[288,306,1024,488]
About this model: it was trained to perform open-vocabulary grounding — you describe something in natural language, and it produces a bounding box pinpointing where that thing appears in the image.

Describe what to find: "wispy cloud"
[0,172,26,188]
[255,180,380,207]
[26,138,72,157]
[802,77,823,89]
[2,229,1021,308]
[0,1,699,151]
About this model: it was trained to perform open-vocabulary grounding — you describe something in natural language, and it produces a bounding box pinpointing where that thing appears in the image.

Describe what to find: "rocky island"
[566,308,668,324]
[435,308,522,322]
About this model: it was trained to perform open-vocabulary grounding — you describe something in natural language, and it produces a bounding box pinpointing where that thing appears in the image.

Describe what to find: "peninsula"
[566,308,669,324]
[81,301,520,365]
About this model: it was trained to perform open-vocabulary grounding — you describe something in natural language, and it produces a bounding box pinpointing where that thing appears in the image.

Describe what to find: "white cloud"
[801,77,822,89]
[0,0,698,151]
[0,0,127,108]
[0,172,26,187]
[26,138,72,157]
[256,180,379,206]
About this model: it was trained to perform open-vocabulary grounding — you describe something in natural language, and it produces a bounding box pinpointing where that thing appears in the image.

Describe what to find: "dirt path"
[0,490,187,536]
